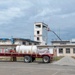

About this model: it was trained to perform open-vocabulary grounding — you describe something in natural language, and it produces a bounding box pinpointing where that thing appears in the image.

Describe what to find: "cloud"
[0,0,75,40]
[34,8,61,18]
[59,12,75,18]
[0,0,33,25]
[28,7,61,23]
[0,7,23,24]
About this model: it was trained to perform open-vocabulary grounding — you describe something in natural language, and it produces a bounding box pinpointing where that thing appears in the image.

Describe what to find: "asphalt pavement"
[0,62,75,75]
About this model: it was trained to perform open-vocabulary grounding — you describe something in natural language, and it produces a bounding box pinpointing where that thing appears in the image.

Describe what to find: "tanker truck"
[0,45,53,63]
[16,45,53,63]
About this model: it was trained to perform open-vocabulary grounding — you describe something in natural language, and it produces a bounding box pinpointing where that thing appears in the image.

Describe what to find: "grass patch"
[36,58,42,61]
[17,57,24,61]
[0,56,64,62]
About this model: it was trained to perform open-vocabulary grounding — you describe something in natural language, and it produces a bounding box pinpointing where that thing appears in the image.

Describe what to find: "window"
[66,48,70,53]
[37,37,39,40]
[22,42,26,45]
[59,48,63,53]
[36,25,41,28]
[29,42,32,45]
[73,48,75,53]
[37,31,40,34]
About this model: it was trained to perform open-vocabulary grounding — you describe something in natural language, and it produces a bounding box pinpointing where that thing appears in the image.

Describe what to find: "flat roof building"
[37,40,75,57]
[0,38,40,53]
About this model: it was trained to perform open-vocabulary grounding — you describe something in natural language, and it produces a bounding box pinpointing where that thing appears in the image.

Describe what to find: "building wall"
[0,38,40,53]
[0,39,38,45]
[34,23,42,42]
[14,40,22,45]
[0,40,12,45]
[37,45,75,57]
[57,47,75,56]
[34,22,48,45]
[0,40,23,45]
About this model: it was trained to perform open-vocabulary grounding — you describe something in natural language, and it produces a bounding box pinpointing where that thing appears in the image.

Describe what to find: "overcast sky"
[0,0,75,42]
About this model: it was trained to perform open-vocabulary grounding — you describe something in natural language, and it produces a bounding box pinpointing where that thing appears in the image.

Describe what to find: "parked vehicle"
[0,45,53,63]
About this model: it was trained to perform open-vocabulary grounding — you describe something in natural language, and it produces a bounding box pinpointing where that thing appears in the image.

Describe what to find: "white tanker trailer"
[16,45,37,54]
[15,45,53,63]
[16,45,50,55]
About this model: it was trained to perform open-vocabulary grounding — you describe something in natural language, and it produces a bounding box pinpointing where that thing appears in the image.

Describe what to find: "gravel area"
[52,56,75,66]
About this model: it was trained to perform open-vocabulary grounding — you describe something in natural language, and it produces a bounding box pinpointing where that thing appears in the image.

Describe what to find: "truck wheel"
[24,56,32,63]
[43,56,50,63]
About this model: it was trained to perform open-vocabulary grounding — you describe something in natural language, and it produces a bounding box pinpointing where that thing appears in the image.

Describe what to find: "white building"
[0,38,40,45]
[0,38,40,53]
[37,39,75,57]
[34,22,48,45]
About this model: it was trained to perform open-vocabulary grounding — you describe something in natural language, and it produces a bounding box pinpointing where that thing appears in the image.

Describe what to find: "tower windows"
[35,25,41,28]
[37,31,40,34]
[37,37,40,41]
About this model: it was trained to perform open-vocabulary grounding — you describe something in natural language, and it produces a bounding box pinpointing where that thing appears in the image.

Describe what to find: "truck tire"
[42,56,50,63]
[24,56,32,63]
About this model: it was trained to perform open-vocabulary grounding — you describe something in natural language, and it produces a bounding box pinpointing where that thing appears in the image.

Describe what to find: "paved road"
[0,62,75,75]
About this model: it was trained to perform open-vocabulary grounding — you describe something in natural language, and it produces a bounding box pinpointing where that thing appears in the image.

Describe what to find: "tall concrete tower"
[34,22,48,45]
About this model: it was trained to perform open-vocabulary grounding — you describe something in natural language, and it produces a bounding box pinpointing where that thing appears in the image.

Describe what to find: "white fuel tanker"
[16,45,37,54]
[16,45,50,55]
